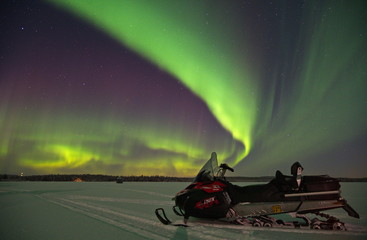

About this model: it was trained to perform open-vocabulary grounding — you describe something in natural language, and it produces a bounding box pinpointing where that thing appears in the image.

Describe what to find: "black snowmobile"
[155,152,359,230]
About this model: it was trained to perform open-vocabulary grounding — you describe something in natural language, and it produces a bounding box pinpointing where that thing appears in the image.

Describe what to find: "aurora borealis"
[1,0,366,177]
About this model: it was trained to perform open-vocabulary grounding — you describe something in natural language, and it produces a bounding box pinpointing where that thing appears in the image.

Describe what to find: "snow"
[0,182,366,240]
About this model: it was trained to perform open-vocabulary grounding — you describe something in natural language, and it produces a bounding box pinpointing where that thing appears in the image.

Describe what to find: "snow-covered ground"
[0,181,366,240]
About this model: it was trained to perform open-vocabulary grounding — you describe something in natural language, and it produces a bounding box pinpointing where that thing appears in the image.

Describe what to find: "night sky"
[1,0,366,177]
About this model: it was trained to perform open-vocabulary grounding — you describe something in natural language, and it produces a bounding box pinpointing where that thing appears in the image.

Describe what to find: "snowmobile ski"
[155,208,188,227]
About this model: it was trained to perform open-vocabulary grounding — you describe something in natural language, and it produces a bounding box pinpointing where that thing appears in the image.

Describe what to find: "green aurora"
[0,0,366,177]
[46,0,260,163]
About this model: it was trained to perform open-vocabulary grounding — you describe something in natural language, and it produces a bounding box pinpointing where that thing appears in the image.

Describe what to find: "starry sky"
[1,0,366,177]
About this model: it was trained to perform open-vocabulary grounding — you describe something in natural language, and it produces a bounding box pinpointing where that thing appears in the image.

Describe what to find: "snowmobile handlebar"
[219,163,234,172]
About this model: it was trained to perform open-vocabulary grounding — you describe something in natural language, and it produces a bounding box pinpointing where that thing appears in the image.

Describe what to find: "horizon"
[2,172,367,180]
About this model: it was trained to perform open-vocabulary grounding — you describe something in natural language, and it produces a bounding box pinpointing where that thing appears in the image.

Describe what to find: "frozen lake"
[0,182,366,240]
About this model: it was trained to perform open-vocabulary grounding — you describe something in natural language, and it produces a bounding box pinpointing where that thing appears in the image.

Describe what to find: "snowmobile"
[155,152,359,230]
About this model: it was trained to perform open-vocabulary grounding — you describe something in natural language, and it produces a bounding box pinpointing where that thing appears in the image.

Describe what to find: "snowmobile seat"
[272,170,299,192]
[228,181,283,203]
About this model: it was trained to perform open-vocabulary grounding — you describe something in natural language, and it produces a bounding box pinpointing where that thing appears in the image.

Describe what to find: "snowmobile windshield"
[193,152,219,183]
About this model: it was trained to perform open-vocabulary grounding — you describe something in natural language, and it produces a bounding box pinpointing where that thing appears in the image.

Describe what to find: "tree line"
[0,174,193,182]
[1,174,366,182]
